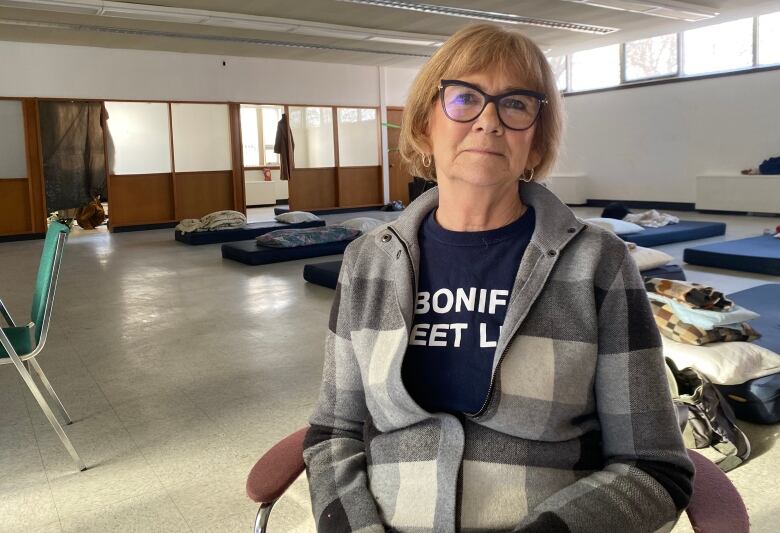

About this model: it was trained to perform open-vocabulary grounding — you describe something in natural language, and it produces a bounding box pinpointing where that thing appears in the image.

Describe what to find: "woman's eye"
[503,98,527,111]
[453,93,478,105]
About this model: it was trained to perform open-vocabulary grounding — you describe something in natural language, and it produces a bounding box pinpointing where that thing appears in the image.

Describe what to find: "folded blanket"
[175,210,247,233]
[646,292,759,330]
[623,209,679,228]
[650,301,760,346]
[645,278,733,310]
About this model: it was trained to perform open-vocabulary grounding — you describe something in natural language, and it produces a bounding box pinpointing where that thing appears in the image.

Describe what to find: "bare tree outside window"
[758,11,780,65]
[547,56,567,91]
[625,34,678,81]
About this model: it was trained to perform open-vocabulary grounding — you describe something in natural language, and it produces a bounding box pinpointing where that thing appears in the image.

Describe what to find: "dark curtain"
[39,101,107,213]
[274,113,295,181]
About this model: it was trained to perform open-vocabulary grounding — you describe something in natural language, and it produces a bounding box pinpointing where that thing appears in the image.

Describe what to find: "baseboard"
[111,222,178,232]
[276,198,288,205]
[0,232,45,243]
[585,199,696,211]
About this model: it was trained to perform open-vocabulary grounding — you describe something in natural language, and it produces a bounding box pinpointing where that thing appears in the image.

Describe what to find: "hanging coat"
[274,113,295,181]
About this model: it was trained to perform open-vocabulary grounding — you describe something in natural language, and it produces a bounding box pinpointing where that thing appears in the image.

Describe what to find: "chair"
[246,427,749,533]
[0,221,86,472]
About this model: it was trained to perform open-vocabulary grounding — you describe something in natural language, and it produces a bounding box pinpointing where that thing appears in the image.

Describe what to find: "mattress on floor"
[303,260,342,289]
[175,220,325,245]
[683,234,780,276]
[221,239,354,265]
[640,263,686,281]
[715,283,780,424]
[621,221,726,247]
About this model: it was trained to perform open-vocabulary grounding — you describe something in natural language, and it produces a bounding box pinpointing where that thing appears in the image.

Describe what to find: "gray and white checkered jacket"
[304,181,694,533]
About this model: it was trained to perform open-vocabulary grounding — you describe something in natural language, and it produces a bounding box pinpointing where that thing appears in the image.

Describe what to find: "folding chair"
[0,221,86,471]
[246,428,749,533]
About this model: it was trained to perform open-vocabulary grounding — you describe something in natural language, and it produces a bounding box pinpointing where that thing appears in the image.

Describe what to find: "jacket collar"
[382,180,585,253]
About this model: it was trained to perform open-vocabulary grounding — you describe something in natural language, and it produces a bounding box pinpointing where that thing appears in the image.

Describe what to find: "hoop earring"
[421,154,432,168]
[520,167,535,182]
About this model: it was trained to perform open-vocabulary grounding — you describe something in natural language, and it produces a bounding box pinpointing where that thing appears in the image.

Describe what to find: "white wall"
[383,67,419,107]
[0,40,379,106]
[555,68,780,203]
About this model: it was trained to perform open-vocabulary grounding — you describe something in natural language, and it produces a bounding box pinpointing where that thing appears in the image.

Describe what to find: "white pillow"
[662,336,780,385]
[336,217,384,233]
[586,217,644,235]
[630,246,674,271]
[274,211,322,224]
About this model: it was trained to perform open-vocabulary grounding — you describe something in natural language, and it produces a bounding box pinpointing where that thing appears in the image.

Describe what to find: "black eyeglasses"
[438,79,547,131]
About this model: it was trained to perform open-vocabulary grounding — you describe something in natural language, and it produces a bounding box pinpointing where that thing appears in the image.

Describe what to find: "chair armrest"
[685,449,749,533]
[246,427,308,504]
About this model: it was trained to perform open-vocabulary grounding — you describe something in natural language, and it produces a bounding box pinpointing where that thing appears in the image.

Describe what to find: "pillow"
[257,226,360,248]
[585,217,644,235]
[630,246,674,271]
[662,336,780,385]
[200,210,246,230]
[336,217,384,233]
[274,211,322,224]
[646,292,759,330]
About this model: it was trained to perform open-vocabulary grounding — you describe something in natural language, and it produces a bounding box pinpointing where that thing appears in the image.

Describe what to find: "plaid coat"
[304,181,694,533]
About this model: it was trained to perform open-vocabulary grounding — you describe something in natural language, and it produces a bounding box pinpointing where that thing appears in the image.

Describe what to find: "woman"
[304,24,694,533]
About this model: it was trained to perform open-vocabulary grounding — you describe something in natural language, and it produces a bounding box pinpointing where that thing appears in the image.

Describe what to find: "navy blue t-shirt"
[401,206,535,414]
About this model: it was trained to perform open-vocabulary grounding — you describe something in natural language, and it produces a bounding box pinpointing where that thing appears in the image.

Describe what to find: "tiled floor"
[0,205,778,532]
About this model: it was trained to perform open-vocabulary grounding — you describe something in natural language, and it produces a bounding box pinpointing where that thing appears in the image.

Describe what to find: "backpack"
[665,358,750,472]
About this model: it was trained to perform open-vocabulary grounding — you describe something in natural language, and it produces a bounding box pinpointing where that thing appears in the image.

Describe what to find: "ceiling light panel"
[0,0,100,15]
[562,0,719,22]
[336,0,619,34]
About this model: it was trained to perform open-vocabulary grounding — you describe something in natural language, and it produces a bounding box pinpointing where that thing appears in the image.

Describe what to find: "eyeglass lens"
[442,84,541,130]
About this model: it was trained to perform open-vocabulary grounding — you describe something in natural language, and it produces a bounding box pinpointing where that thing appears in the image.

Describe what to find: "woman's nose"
[474,102,502,133]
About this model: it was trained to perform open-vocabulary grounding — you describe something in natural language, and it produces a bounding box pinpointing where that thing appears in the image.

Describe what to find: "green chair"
[0,221,86,471]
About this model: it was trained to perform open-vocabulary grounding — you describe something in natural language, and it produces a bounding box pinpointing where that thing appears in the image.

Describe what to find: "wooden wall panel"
[338,166,383,207]
[174,170,233,220]
[228,103,246,213]
[0,179,32,236]
[23,99,46,233]
[108,173,174,228]
[289,168,338,210]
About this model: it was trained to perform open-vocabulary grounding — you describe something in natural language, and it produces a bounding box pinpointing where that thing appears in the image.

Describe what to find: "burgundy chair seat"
[246,428,750,533]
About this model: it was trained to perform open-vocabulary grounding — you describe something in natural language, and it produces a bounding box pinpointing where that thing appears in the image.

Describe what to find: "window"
[683,18,753,75]
[0,100,27,179]
[337,107,379,167]
[758,11,780,66]
[547,56,567,91]
[571,44,620,91]
[289,106,335,168]
[625,33,678,81]
[171,103,231,172]
[105,102,172,175]
[240,107,260,167]
[239,104,283,167]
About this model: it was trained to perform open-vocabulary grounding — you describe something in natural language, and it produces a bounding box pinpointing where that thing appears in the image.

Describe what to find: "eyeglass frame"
[437,79,548,132]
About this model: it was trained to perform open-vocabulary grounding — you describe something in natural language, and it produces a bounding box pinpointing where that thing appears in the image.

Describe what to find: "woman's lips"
[464,149,503,156]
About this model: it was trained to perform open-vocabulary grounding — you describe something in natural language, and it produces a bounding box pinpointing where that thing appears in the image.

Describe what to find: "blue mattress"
[175,220,325,245]
[640,263,686,281]
[221,239,355,265]
[715,284,780,424]
[302,261,686,290]
[621,221,726,247]
[683,234,780,276]
[303,260,342,289]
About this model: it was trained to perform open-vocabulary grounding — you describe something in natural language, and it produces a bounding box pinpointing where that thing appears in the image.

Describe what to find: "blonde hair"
[399,24,564,181]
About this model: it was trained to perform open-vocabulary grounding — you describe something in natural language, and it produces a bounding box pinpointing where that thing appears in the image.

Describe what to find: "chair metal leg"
[28,358,73,425]
[0,337,86,471]
[254,501,276,533]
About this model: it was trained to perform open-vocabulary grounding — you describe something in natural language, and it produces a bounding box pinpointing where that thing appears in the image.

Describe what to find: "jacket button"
[381,234,391,242]
[567,227,576,233]
[548,250,557,257]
